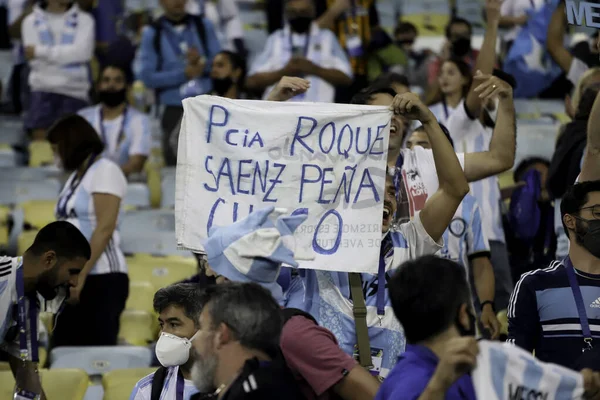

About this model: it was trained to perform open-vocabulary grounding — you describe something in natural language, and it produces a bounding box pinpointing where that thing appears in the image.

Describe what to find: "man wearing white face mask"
[129,283,204,400]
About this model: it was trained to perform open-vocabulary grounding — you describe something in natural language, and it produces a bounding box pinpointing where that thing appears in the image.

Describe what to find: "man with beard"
[0,221,90,400]
[79,63,151,176]
[190,282,305,400]
[245,0,352,103]
[508,180,600,370]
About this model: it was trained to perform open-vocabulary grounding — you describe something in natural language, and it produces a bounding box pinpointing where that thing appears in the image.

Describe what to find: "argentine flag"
[503,0,562,98]
[473,341,585,400]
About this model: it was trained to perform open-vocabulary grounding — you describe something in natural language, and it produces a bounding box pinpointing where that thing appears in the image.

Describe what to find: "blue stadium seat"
[160,167,176,209]
[123,182,151,210]
[0,178,61,205]
[50,346,153,377]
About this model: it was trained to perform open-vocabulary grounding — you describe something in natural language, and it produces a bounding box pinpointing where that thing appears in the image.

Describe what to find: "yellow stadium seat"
[28,140,54,168]
[18,230,38,255]
[0,205,10,247]
[126,281,156,313]
[400,14,450,36]
[119,310,156,346]
[102,368,156,400]
[39,348,47,368]
[20,200,56,229]
[0,368,88,400]
[146,166,162,208]
[127,254,197,290]
[497,309,508,337]
[0,362,9,371]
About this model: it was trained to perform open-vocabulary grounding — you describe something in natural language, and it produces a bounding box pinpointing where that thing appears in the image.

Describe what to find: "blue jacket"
[137,16,221,107]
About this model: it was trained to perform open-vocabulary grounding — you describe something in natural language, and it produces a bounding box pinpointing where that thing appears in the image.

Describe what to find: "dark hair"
[560,180,600,237]
[513,157,550,182]
[575,84,600,121]
[153,283,206,326]
[390,255,471,343]
[371,72,410,92]
[445,17,472,39]
[99,63,134,85]
[395,22,418,37]
[201,282,283,355]
[426,57,472,106]
[47,114,104,171]
[350,84,397,105]
[27,221,91,260]
[217,50,247,86]
[413,123,454,149]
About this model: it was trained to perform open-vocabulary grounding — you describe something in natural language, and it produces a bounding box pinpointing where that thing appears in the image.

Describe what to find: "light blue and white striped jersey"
[0,257,21,349]
[428,101,458,126]
[446,101,506,243]
[78,105,152,167]
[55,158,128,275]
[248,22,352,103]
[129,365,199,400]
[472,340,584,400]
[285,213,442,378]
[438,194,491,273]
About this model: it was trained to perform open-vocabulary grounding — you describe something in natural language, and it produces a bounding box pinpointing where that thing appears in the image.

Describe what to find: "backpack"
[150,308,318,400]
[151,15,208,72]
[508,169,542,243]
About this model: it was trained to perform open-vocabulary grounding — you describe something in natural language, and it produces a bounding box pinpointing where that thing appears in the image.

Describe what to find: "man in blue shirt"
[376,255,478,400]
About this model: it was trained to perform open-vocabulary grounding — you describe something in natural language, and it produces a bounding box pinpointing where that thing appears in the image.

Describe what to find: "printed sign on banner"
[175,96,391,274]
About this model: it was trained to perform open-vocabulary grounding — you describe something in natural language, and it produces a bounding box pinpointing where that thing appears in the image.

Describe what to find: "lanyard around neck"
[56,154,98,219]
[175,369,185,400]
[563,257,594,352]
[99,106,128,150]
[15,260,39,363]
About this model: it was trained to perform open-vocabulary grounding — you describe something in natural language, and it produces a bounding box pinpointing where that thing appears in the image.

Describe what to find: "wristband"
[480,300,495,312]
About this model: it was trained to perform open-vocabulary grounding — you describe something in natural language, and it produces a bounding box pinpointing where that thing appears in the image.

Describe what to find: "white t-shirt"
[78,105,152,167]
[55,158,128,275]
[445,101,506,243]
[500,0,545,42]
[428,101,457,126]
[473,341,584,400]
[129,365,200,400]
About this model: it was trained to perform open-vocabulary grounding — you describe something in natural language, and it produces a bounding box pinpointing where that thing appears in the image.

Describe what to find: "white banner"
[175,96,391,274]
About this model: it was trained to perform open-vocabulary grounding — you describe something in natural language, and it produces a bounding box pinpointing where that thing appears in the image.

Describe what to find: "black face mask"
[289,16,312,33]
[451,37,472,58]
[455,307,477,337]
[574,217,600,259]
[98,88,127,108]
[212,77,234,96]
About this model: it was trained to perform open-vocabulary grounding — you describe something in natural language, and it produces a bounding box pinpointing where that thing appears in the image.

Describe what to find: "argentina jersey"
[285,212,441,379]
[78,105,151,167]
[438,194,491,273]
[129,366,200,400]
[0,257,19,348]
[55,158,128,275]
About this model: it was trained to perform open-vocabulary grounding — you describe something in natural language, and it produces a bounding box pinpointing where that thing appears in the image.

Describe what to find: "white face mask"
[155,331,199,367]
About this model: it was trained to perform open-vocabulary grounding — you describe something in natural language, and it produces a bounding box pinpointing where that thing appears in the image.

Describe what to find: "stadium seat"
[0,362,9,371]
[0,368,89,400]
[120,210,190,257]
[102,368,156,400]
[50,346,153,376]
[497,309,509,337]
[127,254,197,290]
[39,311,54,333]
[20,200,56,229]
[0,167,61,182]
[126,281,156,313]
[119,310,156,346]
[160,167,176,208]
[17,230,38,255]
[146,165,162,208]
[28,140,54,167]
[0,178,61,205]
[0,205,10,247]
[123,183,151,210]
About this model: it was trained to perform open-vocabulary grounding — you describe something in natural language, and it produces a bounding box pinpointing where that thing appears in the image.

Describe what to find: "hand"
[485,0,502,24]
[291,57,319,75]
[25,46,35,60]
[429,337,479,392]
[582,369,600,400]
[473,70,513,101]
[67,277,86,305]
[479,305,501,340]
[185,60,205,80]
[267,76,311,101]
[187,47,201,64]
[390,92,434,123]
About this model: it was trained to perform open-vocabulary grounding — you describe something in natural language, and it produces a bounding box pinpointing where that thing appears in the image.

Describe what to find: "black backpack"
[151,15,208,72]
[150,308,318,400]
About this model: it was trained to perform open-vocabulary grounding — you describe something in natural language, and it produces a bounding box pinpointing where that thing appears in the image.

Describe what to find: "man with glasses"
[508,180,600,369]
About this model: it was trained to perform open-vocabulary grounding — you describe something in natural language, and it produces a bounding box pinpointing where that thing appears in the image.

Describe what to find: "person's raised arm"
[317,0,350,30]
[464,0,501,118]
[392,93,469,242]
[580,89,600,182]
[547,1,573,74]
[267,76,311,101]
[463,73,516,182]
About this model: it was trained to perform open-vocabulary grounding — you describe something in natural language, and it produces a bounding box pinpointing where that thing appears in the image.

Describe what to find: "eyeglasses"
[578,205,600,219]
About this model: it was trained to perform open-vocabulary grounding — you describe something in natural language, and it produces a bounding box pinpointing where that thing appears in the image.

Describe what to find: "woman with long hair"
[426,57,472,124]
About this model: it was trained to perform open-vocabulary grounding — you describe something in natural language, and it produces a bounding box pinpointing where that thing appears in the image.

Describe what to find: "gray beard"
[191,353,218,393]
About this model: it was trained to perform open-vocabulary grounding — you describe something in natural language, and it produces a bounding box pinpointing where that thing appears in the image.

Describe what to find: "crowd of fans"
[1,0,600,398]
